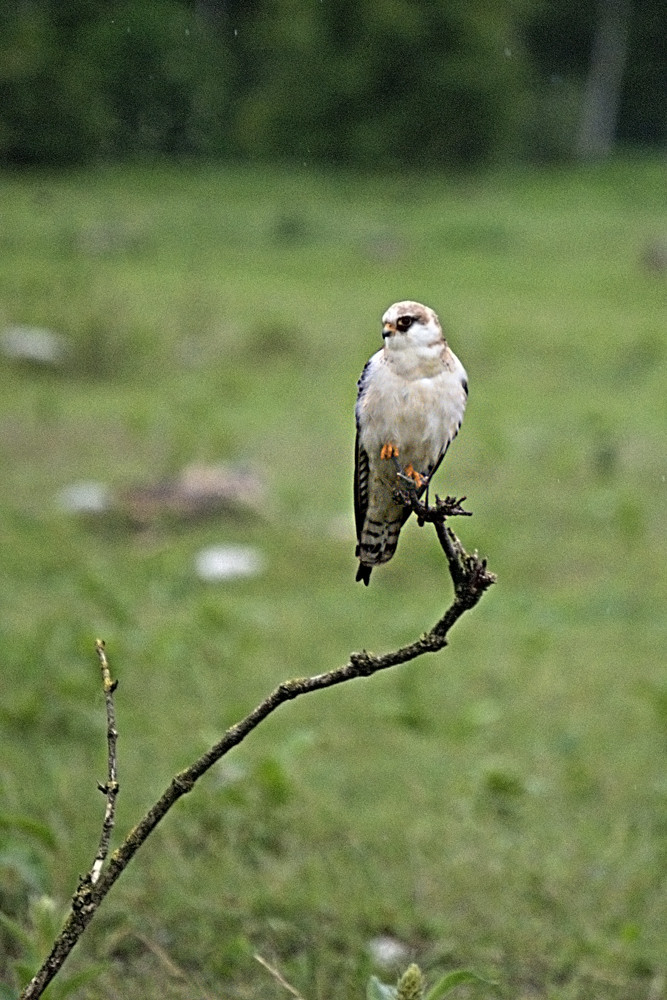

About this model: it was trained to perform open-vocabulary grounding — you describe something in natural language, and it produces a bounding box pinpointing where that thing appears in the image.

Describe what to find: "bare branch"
[20,514,495,1000]
[90,640,119,886]
[395,484,472,525]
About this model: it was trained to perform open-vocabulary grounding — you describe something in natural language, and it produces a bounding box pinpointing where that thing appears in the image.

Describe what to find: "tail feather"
[356,512,403,585]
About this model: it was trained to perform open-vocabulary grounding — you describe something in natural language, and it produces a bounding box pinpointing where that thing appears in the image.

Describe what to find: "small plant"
[367,962,498,1000]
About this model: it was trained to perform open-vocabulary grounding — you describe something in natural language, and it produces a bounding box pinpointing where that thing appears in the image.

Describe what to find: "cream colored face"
[381,300,442,344]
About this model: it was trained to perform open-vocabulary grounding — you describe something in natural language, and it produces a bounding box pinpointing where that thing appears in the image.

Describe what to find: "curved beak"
[382,322,396,340]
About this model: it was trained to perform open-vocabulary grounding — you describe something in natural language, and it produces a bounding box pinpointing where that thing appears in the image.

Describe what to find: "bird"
[354,300,468,585]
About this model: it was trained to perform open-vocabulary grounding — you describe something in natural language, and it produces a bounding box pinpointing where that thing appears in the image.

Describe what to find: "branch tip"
[395,485,473,522]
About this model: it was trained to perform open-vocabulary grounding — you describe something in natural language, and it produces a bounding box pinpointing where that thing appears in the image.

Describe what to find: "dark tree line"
[0,0,664,168]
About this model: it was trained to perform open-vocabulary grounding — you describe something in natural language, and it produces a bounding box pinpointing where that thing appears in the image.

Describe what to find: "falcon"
[354,300,468,585]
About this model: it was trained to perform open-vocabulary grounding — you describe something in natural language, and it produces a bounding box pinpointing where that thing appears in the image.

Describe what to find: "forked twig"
[20,507,495,1000]
[395,483,472,525]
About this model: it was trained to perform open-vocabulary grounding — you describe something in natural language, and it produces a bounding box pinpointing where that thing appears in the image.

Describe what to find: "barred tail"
[355,515,403,584]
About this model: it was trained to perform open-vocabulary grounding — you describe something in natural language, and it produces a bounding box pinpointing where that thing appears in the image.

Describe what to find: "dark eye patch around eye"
[396,315,413,331]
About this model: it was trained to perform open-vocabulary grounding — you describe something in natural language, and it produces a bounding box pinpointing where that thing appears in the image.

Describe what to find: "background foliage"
[0,0,664,168]
[0,158,665,998]
[0,2,665,997]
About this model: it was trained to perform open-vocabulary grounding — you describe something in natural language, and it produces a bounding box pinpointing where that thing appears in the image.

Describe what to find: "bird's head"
[381,301,443,351]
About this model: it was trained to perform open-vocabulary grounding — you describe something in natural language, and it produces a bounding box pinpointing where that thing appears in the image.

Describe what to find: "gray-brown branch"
[90,640,119,886]
[20,511,495,1000]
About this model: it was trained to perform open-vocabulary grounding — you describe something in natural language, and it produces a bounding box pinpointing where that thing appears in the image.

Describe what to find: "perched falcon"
[354,301,468,585]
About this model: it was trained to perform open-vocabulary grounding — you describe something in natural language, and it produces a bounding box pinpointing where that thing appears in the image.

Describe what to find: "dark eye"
[396,315,413,331]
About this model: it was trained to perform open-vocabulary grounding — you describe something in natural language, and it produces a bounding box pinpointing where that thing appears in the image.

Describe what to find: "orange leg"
[380,442,400,460]
[404,464,425,488]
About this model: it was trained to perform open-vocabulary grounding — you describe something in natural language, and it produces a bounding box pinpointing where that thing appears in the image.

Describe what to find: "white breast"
[357,348,467,472]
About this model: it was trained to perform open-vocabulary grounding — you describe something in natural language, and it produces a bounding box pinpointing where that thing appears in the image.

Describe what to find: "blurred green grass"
[0,159,665,999]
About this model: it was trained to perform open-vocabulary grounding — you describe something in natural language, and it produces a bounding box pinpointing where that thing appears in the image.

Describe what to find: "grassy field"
[0,158,665,1000]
